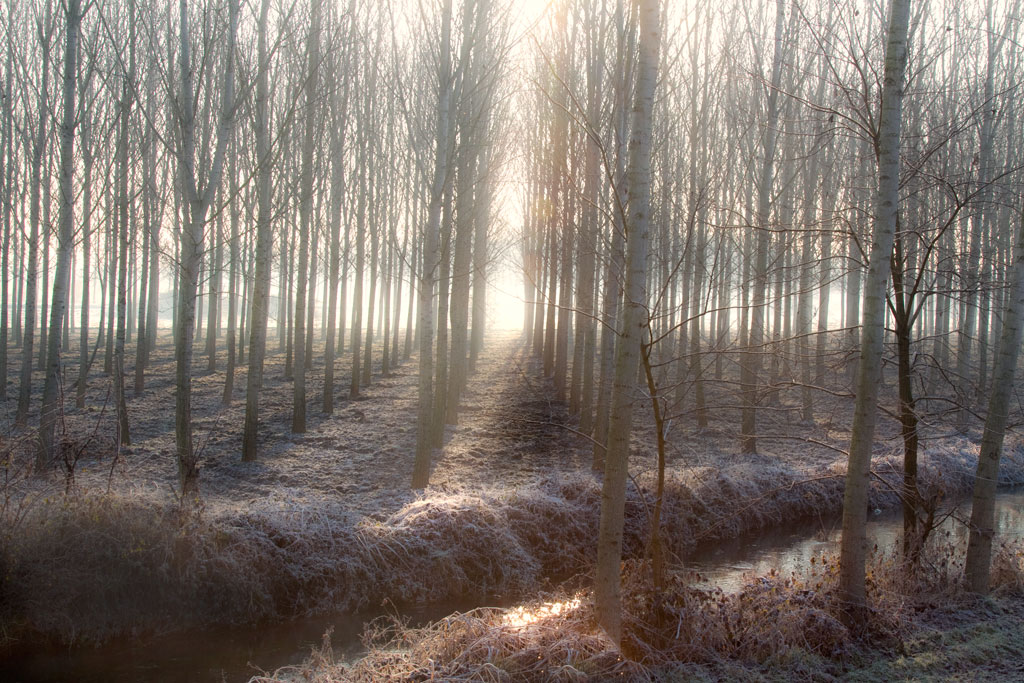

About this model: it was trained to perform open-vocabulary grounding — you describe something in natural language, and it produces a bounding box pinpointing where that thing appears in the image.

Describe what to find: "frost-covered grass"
[1,439,1019,647]
[253,541,1024,682]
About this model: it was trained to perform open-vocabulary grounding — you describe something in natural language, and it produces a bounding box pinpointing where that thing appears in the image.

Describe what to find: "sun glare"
[502,597,582,628]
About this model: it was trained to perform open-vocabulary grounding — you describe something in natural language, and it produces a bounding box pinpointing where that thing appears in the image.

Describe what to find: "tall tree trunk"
[323,72,348,414]
[223,149,240,405]
[412,0,453,489]
[174,0,238,496]
[113,1,136,447]
[446,146,474,424]
[594,0,660,646]
[740,0,785,455]
[242,0,274,461]
[964,216,1024,593]
[16,0,52,428]
[592,0,633,469]
[838,0,910,623]
[39,0,81,467]
[205,214,221,371]
[349,155,366,398]
[2,44,15,401]
[291,0,322,433]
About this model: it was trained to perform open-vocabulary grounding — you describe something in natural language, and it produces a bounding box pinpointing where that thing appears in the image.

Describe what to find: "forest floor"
[1,329,1023,680]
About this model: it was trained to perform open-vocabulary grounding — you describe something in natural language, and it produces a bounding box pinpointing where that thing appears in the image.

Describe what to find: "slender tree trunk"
[242,0,274,461]
[174,0,238,495]
[349,156,366,398]
[223,150,240,405]
[594,0,659,645]
[741,0,785,455]
[592,0,632,468]
[446,147,474,424]
[113,2,136,447]
[16,1,52,428]
[205,214,221,372]
[291,0,322,433]
[323,81,348,413]
[39,0,81,467]
[964,210,1024,593]
[2,46,16,401]
[838,0,910,622]
[412,0,453,489]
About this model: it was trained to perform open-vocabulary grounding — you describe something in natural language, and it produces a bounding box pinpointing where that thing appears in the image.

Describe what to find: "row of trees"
[1,0,509,492]
[4,0,1023,648]
[515,0,1024,639]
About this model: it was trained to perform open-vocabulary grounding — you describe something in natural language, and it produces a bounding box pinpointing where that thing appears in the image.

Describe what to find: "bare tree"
[38,0,83,467]
[594,0,660,645]
[172,0,239,496]
[838,0,911,623]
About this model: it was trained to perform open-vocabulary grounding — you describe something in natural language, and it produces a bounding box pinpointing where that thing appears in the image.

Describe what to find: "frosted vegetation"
[2,0,1024,679]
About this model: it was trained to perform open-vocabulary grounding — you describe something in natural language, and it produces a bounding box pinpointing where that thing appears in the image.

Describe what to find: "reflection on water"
[3,490,1021,682]
[0,602,466,683]
[686,488,1024,592]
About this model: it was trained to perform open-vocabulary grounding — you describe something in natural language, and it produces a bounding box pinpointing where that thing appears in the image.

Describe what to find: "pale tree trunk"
[305,202,319,372]
[469,153,489,372]
[815,166,835,386]
[432,192,452,446]
[404,219,415,360]
[412,0,453,490]
[576,11,601,433]
[362,174,379,387]
[222,148,240,405]
[205,215,221,371]
[134,122,154,396]
[113,1,136,448]
[552,1,571,403]
[964,212,1024,593]
[958,0,998,431]
[39,180,50,372]
[323,57,350,413]
[393,216,408,366]
[349,148,366,398]
[741,0,785,455]
[241,0,274,462]
[38,0,81,468]
[592,0,632,469]
[16,0,52,428]
[104,186,115,375]
[446,144,475,424]
[147,166,161,354]
[175,0,238,496]
[838,0,910,622]
[2,44,16,401]
[292,0,322,433]
[797,155,817,423]
[594,0,660,646]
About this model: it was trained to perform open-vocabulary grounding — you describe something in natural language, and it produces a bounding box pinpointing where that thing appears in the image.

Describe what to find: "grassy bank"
[255,544,1024,682]
[0,443,1021,648]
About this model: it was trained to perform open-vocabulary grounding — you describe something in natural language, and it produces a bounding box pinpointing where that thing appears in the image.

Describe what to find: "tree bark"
[838,0,910,622]
[38,0,81,468]
[964,212,1024,593]
[594,0,660,646]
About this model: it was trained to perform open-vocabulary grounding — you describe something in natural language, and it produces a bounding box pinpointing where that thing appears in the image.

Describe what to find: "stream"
[3,489,1022,683]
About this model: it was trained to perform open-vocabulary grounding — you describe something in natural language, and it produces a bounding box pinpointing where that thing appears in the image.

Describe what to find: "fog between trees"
[2,0,1023,645]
